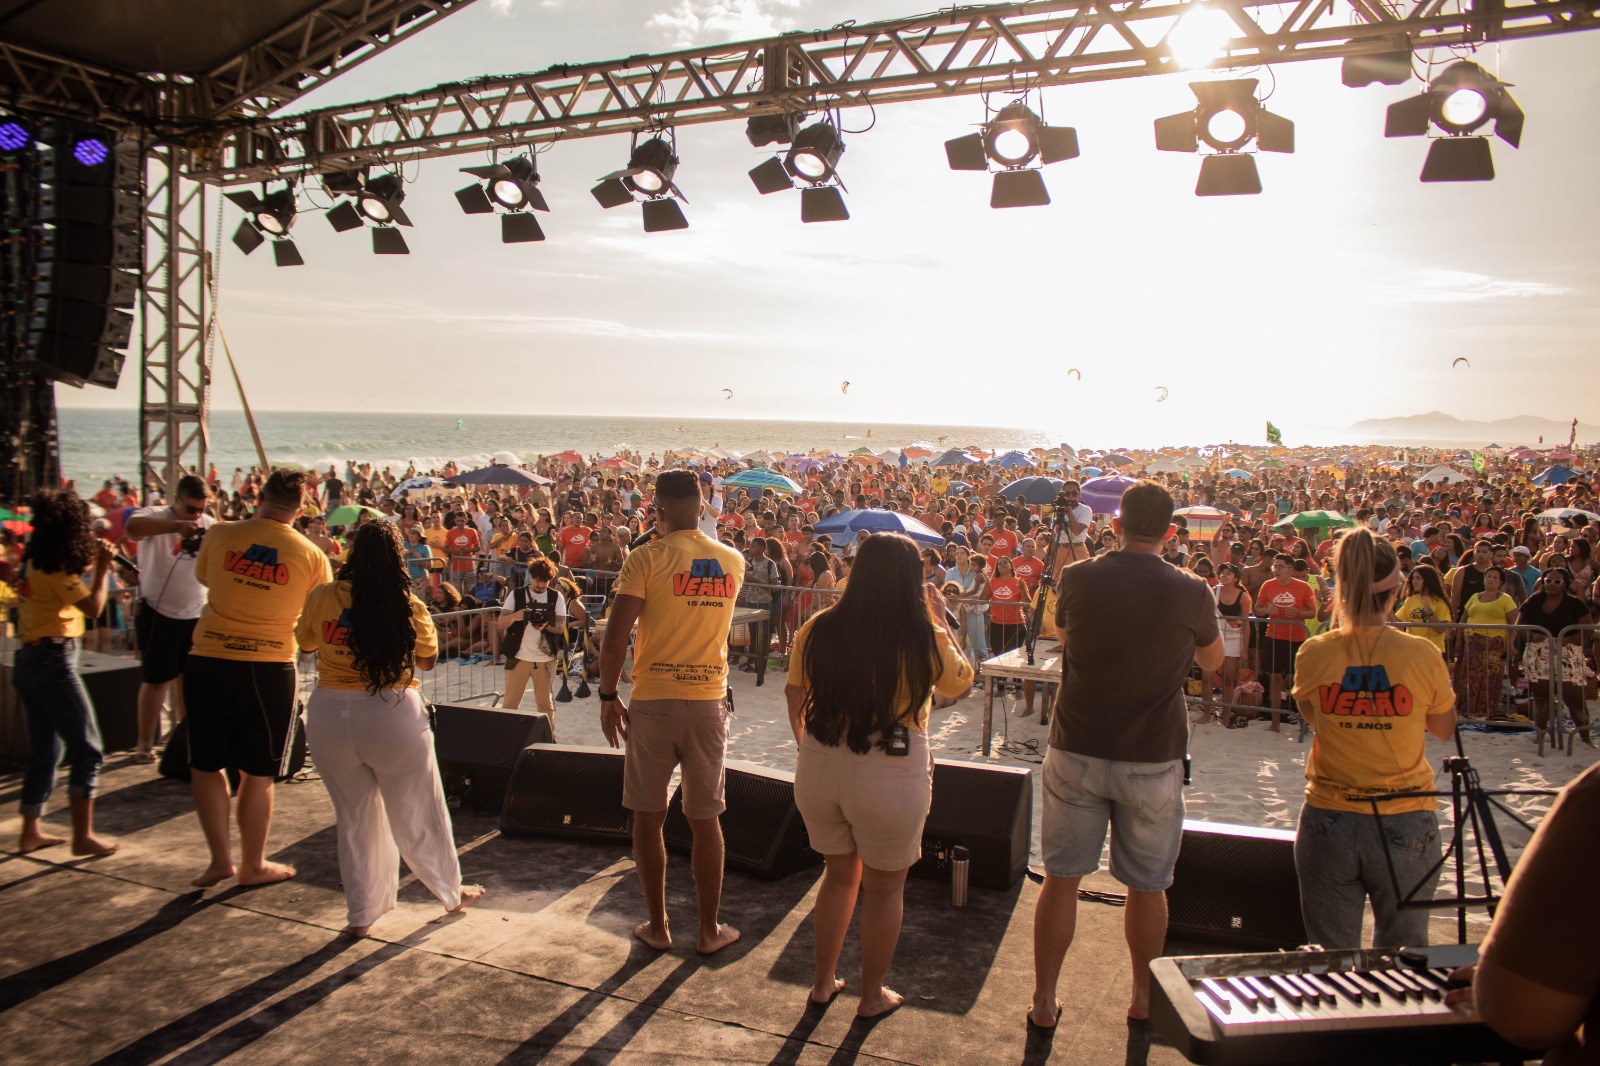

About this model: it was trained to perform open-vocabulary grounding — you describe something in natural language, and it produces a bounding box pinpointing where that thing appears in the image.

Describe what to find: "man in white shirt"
[697,471,723,538]
[1052,480,1094,572]
[124,475,216,762]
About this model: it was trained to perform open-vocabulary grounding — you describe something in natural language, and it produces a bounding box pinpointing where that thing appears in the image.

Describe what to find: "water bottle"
[951,845,970,907]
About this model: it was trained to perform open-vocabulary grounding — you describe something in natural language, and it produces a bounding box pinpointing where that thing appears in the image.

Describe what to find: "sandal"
[133,748,158,764]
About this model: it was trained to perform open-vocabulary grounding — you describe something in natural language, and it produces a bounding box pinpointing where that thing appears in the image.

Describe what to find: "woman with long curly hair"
[785,533,972,1017]
[14,489,118,856]
[296,521,483,937]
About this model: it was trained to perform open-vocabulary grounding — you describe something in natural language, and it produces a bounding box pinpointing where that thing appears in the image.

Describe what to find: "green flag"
[1472,452,1485,473]
[1266,421,1282,445]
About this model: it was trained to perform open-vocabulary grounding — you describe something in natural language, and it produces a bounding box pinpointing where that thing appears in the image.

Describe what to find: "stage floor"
[1,755,1205,1066]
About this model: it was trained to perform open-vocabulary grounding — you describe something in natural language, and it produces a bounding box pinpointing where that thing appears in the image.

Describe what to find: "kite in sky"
[841,381,850,394]
[1067,368,1081,381]
[1155,386,1169,402]
[1452,357,1470,368]
[722,388,733,399]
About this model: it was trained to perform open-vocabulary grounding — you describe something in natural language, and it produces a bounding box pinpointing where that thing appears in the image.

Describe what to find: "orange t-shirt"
[1012,554,1047,592]
[556,525,591,567]
[989,529,1019,558]
[1259,576,1316,642]
[988,576,1028,625]
[442,526,480,573]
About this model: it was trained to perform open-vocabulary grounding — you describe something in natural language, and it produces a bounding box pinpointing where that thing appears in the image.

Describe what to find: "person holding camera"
[123,474,215,762]
[498,558,567,714]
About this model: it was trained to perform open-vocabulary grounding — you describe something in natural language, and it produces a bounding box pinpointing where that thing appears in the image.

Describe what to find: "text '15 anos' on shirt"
[190,518,333,663]
[614,529,744,702]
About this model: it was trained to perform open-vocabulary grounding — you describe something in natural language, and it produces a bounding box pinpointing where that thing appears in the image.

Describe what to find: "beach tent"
[1416,465,1471,485]
[1533,465,1578,485]
[1080,474,1139,515]
[813,509,944,547]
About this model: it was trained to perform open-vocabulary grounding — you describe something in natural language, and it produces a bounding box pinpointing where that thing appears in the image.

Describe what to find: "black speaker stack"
[431,703,554,815]
[1166,820,1307,951]
[500,743,633,841]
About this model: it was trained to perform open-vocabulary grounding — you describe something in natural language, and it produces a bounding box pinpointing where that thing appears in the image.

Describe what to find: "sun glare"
[1165,4,1239,70]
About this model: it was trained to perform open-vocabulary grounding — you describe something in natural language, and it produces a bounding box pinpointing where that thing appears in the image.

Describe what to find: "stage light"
[72,137,109,167]
[748,119,850,222]
[746,113,798,148]
[1384,60,1523,182]
[945,102,1079,208]
[224,185,303,267]
[1342,43,1413,88]
[592,133,689,232]
[0,120,29,153]
[456,156,550,243]
[321,168,412,253]
[1154,79,1293,196]
[358,173,408,224]
[1163,3,1237,69]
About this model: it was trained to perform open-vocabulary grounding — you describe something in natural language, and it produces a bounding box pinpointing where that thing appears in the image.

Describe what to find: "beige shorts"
[793,730,933,871]
[622,698,729,819]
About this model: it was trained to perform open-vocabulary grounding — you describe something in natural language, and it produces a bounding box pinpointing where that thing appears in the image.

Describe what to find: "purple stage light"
[73,138,109,166]
[0,122,28,152]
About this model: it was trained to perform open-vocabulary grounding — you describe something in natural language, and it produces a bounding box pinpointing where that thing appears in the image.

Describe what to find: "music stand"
[1365,728,1556,944]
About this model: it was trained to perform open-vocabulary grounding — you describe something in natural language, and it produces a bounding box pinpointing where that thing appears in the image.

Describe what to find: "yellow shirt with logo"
[1394,594,1451,653]
[191,518,333,662]
[788,612,972,730]
[295,580,438,691]
[1291,626,1454,814]
[614,529,744,701]
[17,565,90,641]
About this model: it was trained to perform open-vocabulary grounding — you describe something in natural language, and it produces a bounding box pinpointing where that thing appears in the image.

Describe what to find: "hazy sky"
[58,0,1600,447]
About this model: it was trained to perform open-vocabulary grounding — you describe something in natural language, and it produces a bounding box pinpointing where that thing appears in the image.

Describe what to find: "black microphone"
[629,525,658,550]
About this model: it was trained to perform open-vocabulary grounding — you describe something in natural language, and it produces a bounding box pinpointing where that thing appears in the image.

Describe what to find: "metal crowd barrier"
[296,607,506,707]
[1547,623,1599,757]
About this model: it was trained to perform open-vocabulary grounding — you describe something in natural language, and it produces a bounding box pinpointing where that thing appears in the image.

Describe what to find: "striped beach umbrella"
[723,468,804,495]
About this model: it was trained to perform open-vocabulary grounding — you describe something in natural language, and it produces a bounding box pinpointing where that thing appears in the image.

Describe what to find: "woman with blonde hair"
[1290,528,1457,948]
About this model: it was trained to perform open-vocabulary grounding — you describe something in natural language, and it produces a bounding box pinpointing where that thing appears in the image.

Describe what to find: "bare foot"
[810,977,845,1005]
[71,835,121,857]
[697,923,741,955]
[237,861,296,887]
[1028,998,1062,1029]
[18,831,66,854]
[633,920,671,950]
[192,862,236,887]
[1127,1004,1150,1021]
[132,749,158,764]
[343,924,371,938]
[449,884,486,912]
[858,986,903,1019]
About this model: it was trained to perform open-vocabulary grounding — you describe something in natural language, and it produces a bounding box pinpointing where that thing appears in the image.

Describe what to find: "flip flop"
[1026,1000,1062,1032]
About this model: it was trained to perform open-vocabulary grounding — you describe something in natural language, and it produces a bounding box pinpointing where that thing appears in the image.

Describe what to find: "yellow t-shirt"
[423,527,447,552]
[17,565,90,641]
[295,581,438,691]
[788,611,972,730]
[1291,626,1454,814]
[1462,592,1516,636]
[614,529,745,701]
[191,518,334,662]
[1394,594,1451,653]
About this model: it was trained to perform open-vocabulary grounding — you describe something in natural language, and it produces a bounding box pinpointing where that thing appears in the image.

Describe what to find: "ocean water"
[55,409,1067,486]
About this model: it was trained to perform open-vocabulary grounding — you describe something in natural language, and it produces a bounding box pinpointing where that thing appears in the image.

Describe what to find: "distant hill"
[1348,411,1596,446]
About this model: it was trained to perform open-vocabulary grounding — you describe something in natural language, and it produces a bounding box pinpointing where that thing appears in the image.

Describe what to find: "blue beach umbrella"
[933,448,978,467]
[1223,468,1253,480]
[447,464,552,487]
[813,509,945,547]
[1079,465,1103,477]
[1079,474,1139,515]
[1533,465,1577,486]
[992,450,1032,469]
[723,468,804,495]
[999,476,1065,505]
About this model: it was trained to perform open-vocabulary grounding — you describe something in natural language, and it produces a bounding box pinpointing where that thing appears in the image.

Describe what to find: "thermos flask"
[951,845,970,907]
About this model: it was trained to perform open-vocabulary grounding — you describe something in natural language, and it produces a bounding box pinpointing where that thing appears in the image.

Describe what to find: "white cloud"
[1406,269,1568,302]
[647,0,800,48]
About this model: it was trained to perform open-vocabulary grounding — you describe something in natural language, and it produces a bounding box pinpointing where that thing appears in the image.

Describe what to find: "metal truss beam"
[189,0,1600,185]
[139,145,211,497]
[0,39,156,122]
[187,0,482,120]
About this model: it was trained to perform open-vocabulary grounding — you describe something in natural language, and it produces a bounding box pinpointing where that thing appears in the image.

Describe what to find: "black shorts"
[136,602,198,684]
[988,620,1027,654]
[1261,637,1303,677]
[182,655,298,778]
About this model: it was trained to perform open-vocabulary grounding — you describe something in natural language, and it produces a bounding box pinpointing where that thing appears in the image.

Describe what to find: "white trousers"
[304,686,464,927]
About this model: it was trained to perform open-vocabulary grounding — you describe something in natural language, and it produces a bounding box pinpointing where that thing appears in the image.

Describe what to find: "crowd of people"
[5,443,1599,1056]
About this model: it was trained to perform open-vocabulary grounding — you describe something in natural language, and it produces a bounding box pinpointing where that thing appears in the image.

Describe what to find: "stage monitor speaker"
[910,759,1032,890]
[1167,820,1307,951]
[432,703,553,815]
[500,744,632,841]
[663,759,820,880]
[74,650,142,755]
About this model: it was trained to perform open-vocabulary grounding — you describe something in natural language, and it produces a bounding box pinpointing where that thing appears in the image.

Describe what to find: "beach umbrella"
[1147,458,1182,474]
[1532,465,1577,485]
[723,468,803,495]
[1222,468,1253,480]
[598,456,638,470]
[1274,510,1356,531]
[1416,465,1470,485]
[1173,506,1230,537]
[1103,453,1135,467]
[901,447,933,461]
[1176,455,1208,468]
[1079,474,1139,515]
[743,449,775,464]
[1000,476,1065,505]
[1536,507,1600,525]
[1258,457,1287,469]
[325,504,386,526]
[1079,465,1103,477]
[849,446,877,456]
[3,519,33,535]
[946,481,972,494]
[992,450,1032,469]
[933,448,977,467]
[813,508,945,547]
[448,464,552,487]
[876,449,902,464]
[389,475,451,500]
[546,449,584,465]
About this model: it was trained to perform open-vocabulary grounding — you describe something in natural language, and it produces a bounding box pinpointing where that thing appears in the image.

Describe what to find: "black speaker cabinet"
[663,759,821,880]
[500,744,632,841]
[1167,820,1307,951]
[78,651,142,754]
[432,703,554,815]
[910,759,1032,891]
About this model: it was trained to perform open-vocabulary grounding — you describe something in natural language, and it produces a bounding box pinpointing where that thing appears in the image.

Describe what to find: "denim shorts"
[1040,747,1185,892]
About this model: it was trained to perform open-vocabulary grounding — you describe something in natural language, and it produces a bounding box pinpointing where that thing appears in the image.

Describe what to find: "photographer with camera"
[124,474,215,763]
[1050,482,1094,573]
[498,558,567,714]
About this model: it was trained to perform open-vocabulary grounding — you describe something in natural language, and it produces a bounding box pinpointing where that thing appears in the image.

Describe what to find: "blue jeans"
[15,639,104,816]
[1294,805,1442,950]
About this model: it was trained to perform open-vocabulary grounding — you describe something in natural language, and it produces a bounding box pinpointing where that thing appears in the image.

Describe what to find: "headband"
[1371,566,1403,593]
